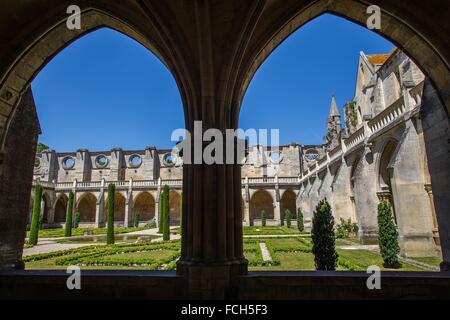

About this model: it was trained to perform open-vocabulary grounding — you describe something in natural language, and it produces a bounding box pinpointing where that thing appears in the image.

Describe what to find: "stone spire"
[328,95,340,118]
[324,95,342,149]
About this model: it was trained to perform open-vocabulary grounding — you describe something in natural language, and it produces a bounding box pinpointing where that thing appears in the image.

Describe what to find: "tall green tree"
[64,191,74,237]
[297,208,304,232]
[162,185,170,241]
[311,199,338,270]
[261,210,267,227]
[377,201,400,268]
[179,192,183,235]
[285,209,292,228]
[107,184,115,245]
[158,188,164,233]
[29,184,43,246]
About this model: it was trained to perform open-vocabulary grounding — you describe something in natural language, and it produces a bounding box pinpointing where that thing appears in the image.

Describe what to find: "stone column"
[124,179,133,227]
[0,88,40,270]
[274,177,281,225]
[95,179,105,228]
[390,119,435,257]
[420,80,450,271]
[352,148,379,243]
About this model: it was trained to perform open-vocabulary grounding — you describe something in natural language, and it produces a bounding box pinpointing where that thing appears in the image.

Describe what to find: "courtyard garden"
[24,226,438,271]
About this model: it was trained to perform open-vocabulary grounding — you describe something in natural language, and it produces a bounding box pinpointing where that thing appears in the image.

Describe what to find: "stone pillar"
[274,178,281,225]
[75,149,90,182]
[176,128,247,299]
[390,119,436,257]
[124,179,133,227]
[109,148,124,181]
[330,161,354,222]
[420,80,450,270]
[352,149,379,243]
[155,178,162,228]
[0,88,40,270]
[95,179,105,228]
[424,184,440,245]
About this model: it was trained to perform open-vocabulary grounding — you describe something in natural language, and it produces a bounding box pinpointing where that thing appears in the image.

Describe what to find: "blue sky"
[32,14,394,151]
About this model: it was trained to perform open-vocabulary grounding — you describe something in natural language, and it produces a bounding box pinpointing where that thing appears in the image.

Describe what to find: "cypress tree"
[311,199,338,270]
[297,208,304,232]
[285,209,292,228]
[106,184,115,245]
[73,211,80,229]
[377,201,400,268]
[29,184,43,246]
[261,210,266,227]
[158,188,164,233]
[162,185,170,241]
[64,191,74,237]
[179,192,182,229]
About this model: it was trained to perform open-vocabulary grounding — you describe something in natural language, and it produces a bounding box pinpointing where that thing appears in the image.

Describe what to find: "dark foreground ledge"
[1,270,450,300]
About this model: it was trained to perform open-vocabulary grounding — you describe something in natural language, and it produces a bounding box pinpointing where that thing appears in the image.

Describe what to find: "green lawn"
[412,256,442,268]
[243,226,303,235]
[26,227,149,239]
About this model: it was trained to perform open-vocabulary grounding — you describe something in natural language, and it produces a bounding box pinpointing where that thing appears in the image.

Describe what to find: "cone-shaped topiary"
[29,184,43,246]
[133,212,140,228]
[73,211,80,229]
[311,199,338,270]
[377,201,400,268]
[178,191,183,236]
[106,184,115,245]
[162,185,170,241]
[261,210,267,227]
[64,191,74,237]
[285,209,292,228]
[158,188,164,233]
[297,208,304,232]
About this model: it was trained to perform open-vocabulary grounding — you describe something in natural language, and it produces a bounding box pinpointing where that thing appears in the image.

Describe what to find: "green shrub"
[285,209,292,228]
[158,188,164,233]
[336,218,359,239]
[261,210,266,227]
[162,185,170,241]
[38,212,44,230]
[64,191,74,237]
[145,220,157,228]
[73,212,80,229]
[311,199,338,270]
[107,184,115,245]
[29,184,43,246]
[297,208,304,232]
[133,212,140,228]
[377,201,400,268]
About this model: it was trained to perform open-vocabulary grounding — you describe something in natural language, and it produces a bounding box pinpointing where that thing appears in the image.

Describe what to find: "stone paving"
[259,242,272,261]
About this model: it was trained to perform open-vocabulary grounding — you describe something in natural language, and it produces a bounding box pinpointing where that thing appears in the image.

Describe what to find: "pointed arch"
[280,189,296,224]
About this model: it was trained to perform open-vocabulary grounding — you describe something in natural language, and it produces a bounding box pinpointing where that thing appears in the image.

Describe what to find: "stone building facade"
[32,49,440,258]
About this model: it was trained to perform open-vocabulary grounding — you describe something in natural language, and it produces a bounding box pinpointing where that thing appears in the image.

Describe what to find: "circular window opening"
[62,156,75,169]
[34,157,41,168]
[163,153,176,167]
[95,155,109,168]
[305,150,319,162]
[269,152,282,164]
[129,155,142,168]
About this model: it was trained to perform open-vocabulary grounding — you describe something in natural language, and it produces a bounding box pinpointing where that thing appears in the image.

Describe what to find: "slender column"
[95,179,105,228]
[124,178,133,227]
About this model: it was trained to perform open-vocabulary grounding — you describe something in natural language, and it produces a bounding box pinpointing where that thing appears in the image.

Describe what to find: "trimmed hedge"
[311,199,338,271]
[29,184,43,246]
[107,184,115,245]
[162,185,170,241]
[297,208,304,232]
[377,201,400,268]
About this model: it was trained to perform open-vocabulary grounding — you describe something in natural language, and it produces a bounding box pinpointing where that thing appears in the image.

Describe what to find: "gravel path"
[259,242,272,262]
